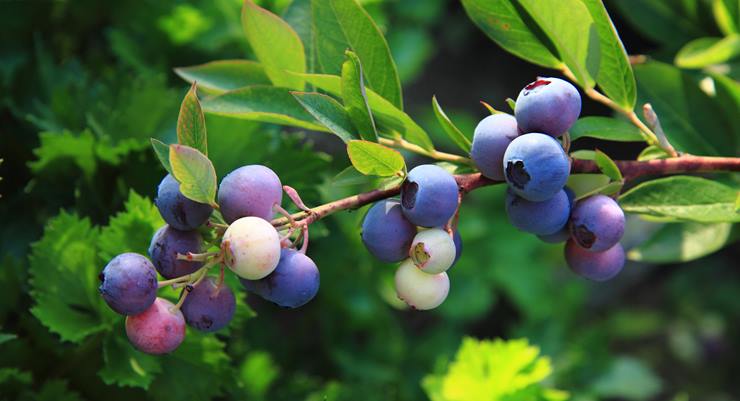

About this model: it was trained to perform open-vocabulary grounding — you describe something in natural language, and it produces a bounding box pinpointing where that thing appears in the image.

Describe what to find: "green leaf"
[460,0,561,68]
[675,35,740,68]
[517,0,597,88]
[99,330,162,388]
[297,73,434,150]
[567,173,611,198]
[637,145,670,161]
[592,357,662,401]
[331,165,376,187]
[569,116,645,142]
[98,191,164,263]
[202,85,328,131]
[174,60,270,94]
[291,92,356,142]
[634,61,736,156]
[711,72,740,141]
[628,221,736,263]
[432,96,472,153]
[242,0,305,89]
[570,150,596,160]
[713,0,740,35]
[619,176,740,223]
[346,140,405,176]
[594,149,623,181]
[151,138,173,174]
[581,0,637,109]
[177,82,207,155]
[506,98,517,112]
[0,332,17,345]
[312,0,403,109]
[341,51,378,141]
[29,130,97,177]
[169,144,218,206]
[29,212,112,343]
[610,0,707,46]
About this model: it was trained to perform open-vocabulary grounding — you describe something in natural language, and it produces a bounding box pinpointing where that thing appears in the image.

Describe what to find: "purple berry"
[505,189,570,235]
[155,174,213,231]
[570,195,625,252]
[99,253,158,315]
[503,133,569,201]
[565,240,625,282]
[181,277,236,332]
[537,187,575,243]
[401,164,459,227]
[470,114,519,180]
[515,77,581,137]
[148,225,204,279]
[361,199,417,263]
[452,230,463,266]
[218,165,282,223]
[241,249,320,308]
[125,297,185,354]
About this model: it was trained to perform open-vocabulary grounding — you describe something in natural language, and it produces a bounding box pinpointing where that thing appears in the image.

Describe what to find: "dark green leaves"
[177,83,207,155]
[619,176,740,223]
[169,144,218,207]
[292,92,356,142]
[594,150,623,181]
[174,60,270,94]
[628,222,736,262]
[242,0,305,89]
[341,51,378,141]
[432,96,471,153]
[347,140,405,176]
[312,0,403,109]
[569,117,645,142]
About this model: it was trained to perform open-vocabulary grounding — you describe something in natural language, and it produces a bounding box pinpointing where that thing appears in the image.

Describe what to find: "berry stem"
[269,155,740,229]
[378,137,474,165]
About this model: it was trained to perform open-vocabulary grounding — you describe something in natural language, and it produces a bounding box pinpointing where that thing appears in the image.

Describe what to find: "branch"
[271,155,740,228]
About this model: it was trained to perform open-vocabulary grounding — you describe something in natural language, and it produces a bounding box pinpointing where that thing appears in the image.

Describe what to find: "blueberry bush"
[2,0,739,400]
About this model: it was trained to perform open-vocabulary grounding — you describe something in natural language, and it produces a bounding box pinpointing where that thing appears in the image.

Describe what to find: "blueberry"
[470,114,519,180]
[99,253,158,315]
[394,259,449,310]
[361,199,417,263]
[537,187,576,243]
[570,195,625,252]
[505,189,570,235]
[155,174,213,231]
[148,225,204,279]
[241,249,320,308]
[503,133,569,201]
[222,216,281,280]
[515,77,581,137]
[401,164,459,227]
[409,228,456,274]
[125,297,185,354]
[452,229,463,266]
[181,277,236,332]
[565,240,625,282]
[218,165,282,223]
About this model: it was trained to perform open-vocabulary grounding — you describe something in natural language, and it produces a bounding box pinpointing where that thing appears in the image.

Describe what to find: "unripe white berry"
[394,259,449,310]
[222,216,281,280]
[409,228,456,274]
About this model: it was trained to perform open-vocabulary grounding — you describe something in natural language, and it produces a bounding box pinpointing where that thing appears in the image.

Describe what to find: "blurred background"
[1,0,738,400]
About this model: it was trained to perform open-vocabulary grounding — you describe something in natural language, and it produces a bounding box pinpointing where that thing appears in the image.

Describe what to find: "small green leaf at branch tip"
[432,95,471,153]
[168,144,218,205]
[151,138,173,174]
[177,82,208,155]
[570,150,596,160]
[479,101,501,115]
[637,145,670,161]
[341,50,378,142]
[346,140,405,177]
[594,150,623,181]
[505,98,516,112]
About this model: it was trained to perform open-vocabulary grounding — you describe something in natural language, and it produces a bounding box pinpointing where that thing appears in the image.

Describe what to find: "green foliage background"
[1,0,739,400]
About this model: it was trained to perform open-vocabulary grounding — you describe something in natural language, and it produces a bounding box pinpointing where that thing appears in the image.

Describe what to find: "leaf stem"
[378,137,473,165]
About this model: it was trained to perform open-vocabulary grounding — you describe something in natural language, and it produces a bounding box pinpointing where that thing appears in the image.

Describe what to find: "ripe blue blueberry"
[537,187,576,243]
[565,240,625,282]
[155,174,213,231]
[570,195,625,252]
[99,253,158,315]
[503,133,569,201]
[515,77,581,137]
[148,225,203,279]
[218,165,282,223]
[361,199,417,263]
[452,230,463,266]
[505,189,570,235]
[401,164,459,227]
[470,114,519,180]
[241,249,320,308]
[125,297,185,355]
[181,277,236,332]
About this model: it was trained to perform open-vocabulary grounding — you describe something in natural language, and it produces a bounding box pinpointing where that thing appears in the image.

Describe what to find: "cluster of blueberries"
[360,78,626,311]
[98,165,320,355]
